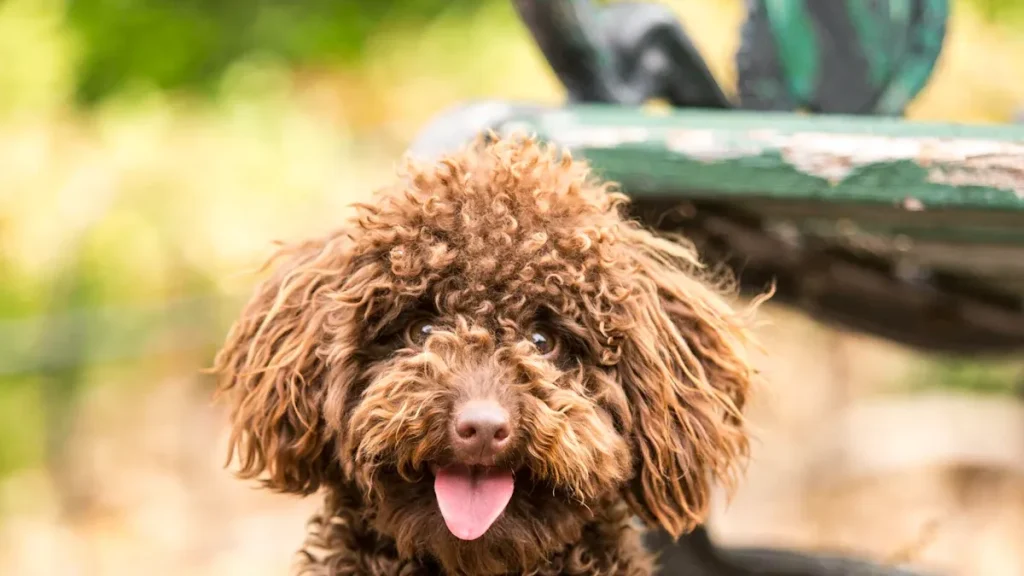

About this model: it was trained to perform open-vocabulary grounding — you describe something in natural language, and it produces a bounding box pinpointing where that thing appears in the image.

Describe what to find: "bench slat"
[496,104,1024,211]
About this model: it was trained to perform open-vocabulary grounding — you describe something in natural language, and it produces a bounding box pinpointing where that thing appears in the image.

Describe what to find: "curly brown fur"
[295,486,652,576]
[213,136,763,575]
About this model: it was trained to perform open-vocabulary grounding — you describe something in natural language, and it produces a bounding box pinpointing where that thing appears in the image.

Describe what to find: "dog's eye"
[406,319,434,346]
[530,330,556,355]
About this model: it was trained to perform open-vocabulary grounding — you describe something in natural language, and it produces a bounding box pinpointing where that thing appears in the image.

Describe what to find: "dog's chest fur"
[295,489,654,576]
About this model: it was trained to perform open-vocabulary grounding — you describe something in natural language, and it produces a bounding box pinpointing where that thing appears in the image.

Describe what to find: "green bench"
[410,1,1023,574]
[412,0,1024,356]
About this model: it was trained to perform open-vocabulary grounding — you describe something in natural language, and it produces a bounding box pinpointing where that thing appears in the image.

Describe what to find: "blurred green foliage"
[63,0,1024,105]
[909,359,1022,396]
[67,0,485,104]
[970,0,1024,22]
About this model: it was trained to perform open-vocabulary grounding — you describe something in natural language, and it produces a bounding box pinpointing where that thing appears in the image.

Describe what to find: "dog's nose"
[453,400,511,462]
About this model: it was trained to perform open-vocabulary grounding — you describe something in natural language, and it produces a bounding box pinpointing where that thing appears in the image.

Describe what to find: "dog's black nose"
[453,400,511,462]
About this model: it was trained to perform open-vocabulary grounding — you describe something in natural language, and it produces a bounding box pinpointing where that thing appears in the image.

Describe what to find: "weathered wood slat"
[495,104,1024,210]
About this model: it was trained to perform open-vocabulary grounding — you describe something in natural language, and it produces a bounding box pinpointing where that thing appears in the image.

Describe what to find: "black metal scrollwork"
[513,0,948,116]
[511,0,730,109]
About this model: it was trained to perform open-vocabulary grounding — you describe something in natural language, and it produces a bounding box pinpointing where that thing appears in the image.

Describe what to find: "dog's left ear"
[613,225,762,539]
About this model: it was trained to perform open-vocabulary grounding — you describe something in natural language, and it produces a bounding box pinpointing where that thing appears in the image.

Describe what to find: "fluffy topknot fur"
[213,136,762,575]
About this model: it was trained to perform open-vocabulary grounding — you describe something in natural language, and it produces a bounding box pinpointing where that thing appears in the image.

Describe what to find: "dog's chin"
[365,465,599,574]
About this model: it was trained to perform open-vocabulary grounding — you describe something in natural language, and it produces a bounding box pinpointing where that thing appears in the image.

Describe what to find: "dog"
[213,136,762,575]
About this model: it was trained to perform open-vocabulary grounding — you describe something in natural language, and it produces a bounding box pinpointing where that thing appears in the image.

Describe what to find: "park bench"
[410,1,1024,574]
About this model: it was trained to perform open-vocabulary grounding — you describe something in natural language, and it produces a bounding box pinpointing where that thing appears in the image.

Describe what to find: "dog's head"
[214,137,760,574]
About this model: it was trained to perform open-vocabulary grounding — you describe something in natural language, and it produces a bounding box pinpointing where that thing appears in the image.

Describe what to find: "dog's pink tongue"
[434,466,514,541]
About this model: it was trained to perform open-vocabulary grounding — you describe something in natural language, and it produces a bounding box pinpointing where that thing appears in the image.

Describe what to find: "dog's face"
[215,138,758,574]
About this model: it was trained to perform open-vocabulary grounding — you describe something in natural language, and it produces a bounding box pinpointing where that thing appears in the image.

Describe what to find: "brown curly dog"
[213,136,762,575]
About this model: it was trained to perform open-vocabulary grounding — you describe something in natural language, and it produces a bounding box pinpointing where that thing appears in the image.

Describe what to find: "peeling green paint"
[498,104,1024,211]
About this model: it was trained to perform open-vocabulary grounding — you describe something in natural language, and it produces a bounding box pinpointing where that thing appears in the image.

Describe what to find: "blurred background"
[0,1,1022,575]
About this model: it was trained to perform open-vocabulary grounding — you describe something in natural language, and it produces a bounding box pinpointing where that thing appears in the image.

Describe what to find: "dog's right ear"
[212,233,359,495]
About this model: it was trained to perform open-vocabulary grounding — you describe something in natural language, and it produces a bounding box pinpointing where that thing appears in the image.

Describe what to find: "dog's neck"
[295,486,653,575]
[296,486,426,573]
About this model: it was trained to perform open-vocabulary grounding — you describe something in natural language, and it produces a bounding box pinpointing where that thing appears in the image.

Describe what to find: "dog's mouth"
[432,464,515,541]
